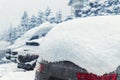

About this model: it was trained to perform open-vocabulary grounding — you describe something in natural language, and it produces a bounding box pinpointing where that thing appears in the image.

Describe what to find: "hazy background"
[0,0,71,35]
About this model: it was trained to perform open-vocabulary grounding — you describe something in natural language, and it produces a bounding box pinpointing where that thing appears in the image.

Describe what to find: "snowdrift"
[39,15,120,75]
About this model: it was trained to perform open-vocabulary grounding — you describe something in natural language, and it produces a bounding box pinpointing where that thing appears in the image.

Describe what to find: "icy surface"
[39,15,120,75]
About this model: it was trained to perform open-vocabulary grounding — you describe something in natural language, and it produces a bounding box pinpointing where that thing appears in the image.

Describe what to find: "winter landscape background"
[0,0,120,80]
[0,0,120,43]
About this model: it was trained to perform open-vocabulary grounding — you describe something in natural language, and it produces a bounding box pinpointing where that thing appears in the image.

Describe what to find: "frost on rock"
[39,15,120,75]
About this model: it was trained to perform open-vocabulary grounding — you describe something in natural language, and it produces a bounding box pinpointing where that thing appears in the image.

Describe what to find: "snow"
[7,22,54,50]
[38,15,120,75]
[0,62,23,77]
[12,37,45,55]
[0,41,10,50]
[0,70,35,80]
[0,41,10,61]
[13,45,39,55]
[0,62,35,80]
[26,37,44,44]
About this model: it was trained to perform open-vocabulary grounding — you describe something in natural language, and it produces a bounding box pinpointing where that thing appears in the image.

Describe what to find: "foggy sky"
[0,0,71,35]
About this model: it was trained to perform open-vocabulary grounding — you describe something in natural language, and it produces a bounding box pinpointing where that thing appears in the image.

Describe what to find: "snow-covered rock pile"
[38,15,120,75]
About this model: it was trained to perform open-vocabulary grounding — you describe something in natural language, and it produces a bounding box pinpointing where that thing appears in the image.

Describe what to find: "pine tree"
[37,10,44,25]
[64,16,73,21]
[55,10,62,23]
[10,27,17,43]
[49,17,56,23]
[4,25,17,43]
[21,11,28,27]
[16,11,31,37]
[45,7,51,21]
[21,11,29,32]
[29,15,37,28]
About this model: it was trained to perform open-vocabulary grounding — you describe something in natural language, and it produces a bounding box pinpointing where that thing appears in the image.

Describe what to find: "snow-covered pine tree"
[37,10,45,25]
[9,27,17,43]
[55,10,62,23]
[3,25,17,43]
[64,15,73,21]
[11,11,30,40]
[45,7,51,21]
[105,0,120,15]
[29,15,38,28]
[49,17,56,23]
[72,0,120,18]
[21,11,29,31]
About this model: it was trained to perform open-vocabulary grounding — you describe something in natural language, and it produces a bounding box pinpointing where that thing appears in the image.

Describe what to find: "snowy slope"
[39,15,120,75]
[7,22,54,50]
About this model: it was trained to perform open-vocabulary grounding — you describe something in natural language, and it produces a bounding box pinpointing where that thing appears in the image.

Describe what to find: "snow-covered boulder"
[39,15,120,75]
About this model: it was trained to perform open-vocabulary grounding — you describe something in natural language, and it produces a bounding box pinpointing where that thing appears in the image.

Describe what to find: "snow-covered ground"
[38,15,120,75]
[0,70,35,80]
[0,63,21,77]
[0,62,35,80]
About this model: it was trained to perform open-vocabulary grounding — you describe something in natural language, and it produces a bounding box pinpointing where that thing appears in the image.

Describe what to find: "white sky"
[0,0,71,35]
